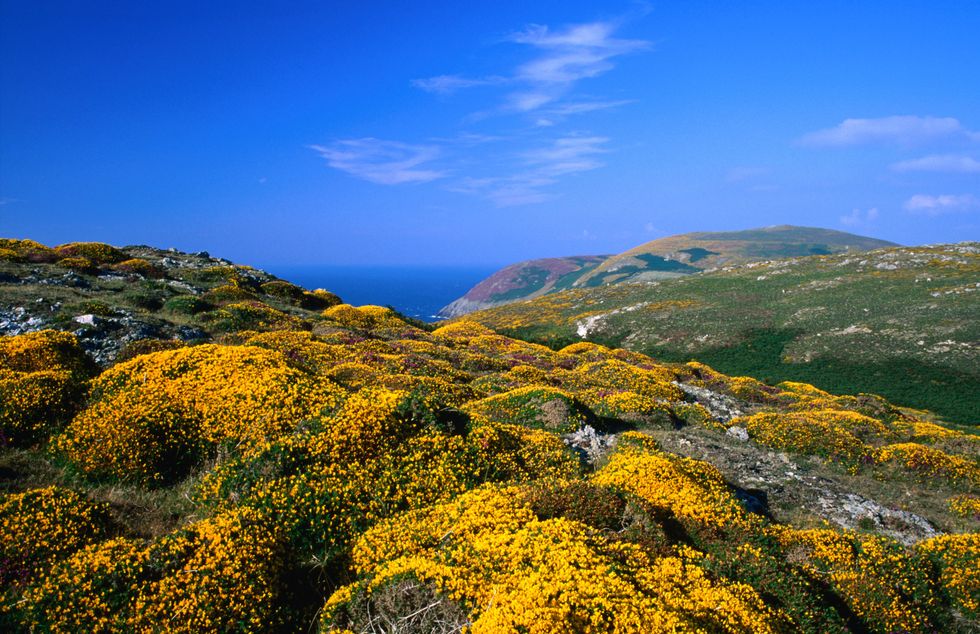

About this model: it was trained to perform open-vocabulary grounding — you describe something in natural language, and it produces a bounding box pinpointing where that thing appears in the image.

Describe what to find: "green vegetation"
[1,237,978,633]
[469,243,980,425]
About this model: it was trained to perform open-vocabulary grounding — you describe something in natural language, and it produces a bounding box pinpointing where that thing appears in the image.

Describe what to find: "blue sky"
[1,1,978,266]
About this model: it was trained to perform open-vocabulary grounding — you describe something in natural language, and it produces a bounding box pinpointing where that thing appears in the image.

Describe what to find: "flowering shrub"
[0,487,113,587]
[54,256,98,274]
[918,533,980,618]
[771,527,937,632]
[733,410,879,465]
[948,494,980,519]
[875,442,980,486]
[0,331,91,445]
[0,238,57,262]
[110,257,163,278]
[54,241,127,265]
[18,508,287,633]
[54,344,343,483]
[325,486,782,633]
[594,432,752,534]
[206,301,308,332]
[464,385,590,433]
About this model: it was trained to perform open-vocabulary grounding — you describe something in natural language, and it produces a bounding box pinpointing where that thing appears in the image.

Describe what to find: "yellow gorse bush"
[918,533,980,617]
[54,344,344,483]
[326,485,782,633]
[0,330,91,445]
[875,442,980,486]
[0,486,113,587]
[593,432,752,533]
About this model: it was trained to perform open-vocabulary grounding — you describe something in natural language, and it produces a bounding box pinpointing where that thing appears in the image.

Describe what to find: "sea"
[262,266,499,323]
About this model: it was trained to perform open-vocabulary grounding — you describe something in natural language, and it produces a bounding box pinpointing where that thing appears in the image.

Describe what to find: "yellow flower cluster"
[0,486,112,587]
[770,527,936,633]
[918,533,980,617]
[948,494,980,519]
[465,385,588,433]
[0,238,56,262]
[110,257,163,278]
[19,507,285,633]
[55,344,344,483]
[0,330,90,445]
[53,241,127,264]
[593,432,752,533]
[326,486,781,634]
[733,410,879,465]
[875,442,980,486]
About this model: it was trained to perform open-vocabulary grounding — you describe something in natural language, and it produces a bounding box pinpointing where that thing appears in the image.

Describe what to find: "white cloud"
[447,135,610,206]
[800,116,979,147]
[411,74,506,95]
[890,154,980,173]
[523,135,609,176]
[310,139,446,185]
[904,194,980,215]
[548,99,636,115]
[840,207,879,227]
[414,19,649,114]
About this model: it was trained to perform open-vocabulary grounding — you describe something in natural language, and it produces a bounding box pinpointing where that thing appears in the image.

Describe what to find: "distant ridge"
[439,225,897,317]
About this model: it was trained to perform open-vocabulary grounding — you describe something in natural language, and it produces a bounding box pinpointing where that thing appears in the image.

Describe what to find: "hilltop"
[465,242,980,425]
[439,255,607,318]
[439,226,896,317]
[0,238,343,365]
[0,237,978,633]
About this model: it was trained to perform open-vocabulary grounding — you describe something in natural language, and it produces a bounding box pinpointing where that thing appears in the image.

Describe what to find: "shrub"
[54,242,127,264]
[54,256,98,274]
[111,257,164,278]
[875,443,980,486]
[0,331,92,445]
[918,533,980,619]
[464,385,590,433]
[259,280,307,303]
[0,238,57,263]
[0,486,113,587]
[733,410,877,466]
[327,486,781,633]
[54,344,344,484]
[163,294,212,314]
[205,301,308,333]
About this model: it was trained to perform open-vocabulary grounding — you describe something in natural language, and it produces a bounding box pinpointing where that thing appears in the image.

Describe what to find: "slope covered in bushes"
[0,240,977,633]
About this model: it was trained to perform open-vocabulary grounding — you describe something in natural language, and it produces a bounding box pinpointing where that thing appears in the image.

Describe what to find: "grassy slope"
[574,225,898,286]
[467,243,980,425]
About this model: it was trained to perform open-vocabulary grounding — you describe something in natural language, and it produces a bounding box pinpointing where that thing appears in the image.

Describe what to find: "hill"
[438,255,607,318]
[0,238,342,365]
[1,237,978,633]
[439,226,896,317]
[465,242,980,425]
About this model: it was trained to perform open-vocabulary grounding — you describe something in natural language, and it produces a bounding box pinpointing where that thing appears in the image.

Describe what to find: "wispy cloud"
[800,116,979,147]
[414,19,649,114]
[904,194,980,215]
[890,154,980,173]
[411,74,507,95]
[548,99,636,115]
[522,135,609,176]
[448,135,611,206]
[310,139,446,185]
[840,207,879,227]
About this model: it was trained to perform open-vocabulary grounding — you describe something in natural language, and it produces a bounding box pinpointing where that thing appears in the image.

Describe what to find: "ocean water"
[263,265,499,322]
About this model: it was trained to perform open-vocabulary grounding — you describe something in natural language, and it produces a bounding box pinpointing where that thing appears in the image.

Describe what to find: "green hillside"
[440,225,897,317]
[466,243,980,425]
